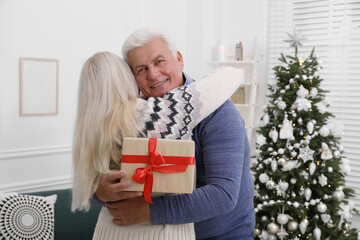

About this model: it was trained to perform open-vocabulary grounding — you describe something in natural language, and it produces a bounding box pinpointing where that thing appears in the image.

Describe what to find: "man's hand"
[106,196,150,226]
[95,170,143,202]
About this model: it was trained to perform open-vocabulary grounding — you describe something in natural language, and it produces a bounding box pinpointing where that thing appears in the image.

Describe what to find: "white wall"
[0,0,263,192]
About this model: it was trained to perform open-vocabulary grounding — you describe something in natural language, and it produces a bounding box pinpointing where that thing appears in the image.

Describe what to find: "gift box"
[121,137,195,203]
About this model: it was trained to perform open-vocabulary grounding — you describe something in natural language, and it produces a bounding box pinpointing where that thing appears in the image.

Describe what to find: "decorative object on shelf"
[235,41,243,61]
[230,87,245,104]
[218,43,226,62]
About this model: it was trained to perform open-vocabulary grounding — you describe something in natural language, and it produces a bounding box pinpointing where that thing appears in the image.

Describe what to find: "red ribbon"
[122,138,194,204]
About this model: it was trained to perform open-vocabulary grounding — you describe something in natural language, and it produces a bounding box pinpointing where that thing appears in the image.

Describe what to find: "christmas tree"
[252,32,359,240]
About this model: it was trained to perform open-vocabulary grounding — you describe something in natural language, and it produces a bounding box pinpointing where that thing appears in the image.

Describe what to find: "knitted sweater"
[136,66,243,140]
[92,67,244,240]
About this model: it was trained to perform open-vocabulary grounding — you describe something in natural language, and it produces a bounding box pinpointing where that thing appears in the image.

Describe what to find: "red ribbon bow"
[123,138,192,204]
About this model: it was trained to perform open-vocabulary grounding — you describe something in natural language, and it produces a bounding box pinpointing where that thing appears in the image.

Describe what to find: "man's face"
[127,37,184,98]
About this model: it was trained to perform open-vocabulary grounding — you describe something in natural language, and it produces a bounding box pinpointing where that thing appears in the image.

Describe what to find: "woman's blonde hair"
[72,52,141,211]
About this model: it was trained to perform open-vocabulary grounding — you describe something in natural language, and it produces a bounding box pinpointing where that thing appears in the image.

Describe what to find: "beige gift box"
[121,137,195,194]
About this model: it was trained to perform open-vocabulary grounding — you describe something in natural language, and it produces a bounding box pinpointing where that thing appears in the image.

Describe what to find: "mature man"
[95,28,255,240]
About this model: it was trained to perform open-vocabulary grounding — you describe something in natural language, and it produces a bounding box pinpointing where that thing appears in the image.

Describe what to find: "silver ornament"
[293,201,299,208]
[277,214,289,225]
[333,150,341,159]
[288,220,298,232]
[317,203,327,213]
[266,180,277,190]
[327,219,334,228]
[267,222,280,234]
[319,126,330,137]
[278,158,286,166]
[262,216,268,221]
[254,228,261,237]
[333,189,345,201]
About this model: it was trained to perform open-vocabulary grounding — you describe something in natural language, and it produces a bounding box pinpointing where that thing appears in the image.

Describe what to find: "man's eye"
[137,68,145,74]
[155,60,164,65]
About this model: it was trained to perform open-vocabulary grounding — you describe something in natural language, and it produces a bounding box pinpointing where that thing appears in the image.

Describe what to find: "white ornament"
[333,189,345,201]
[298,146,315,163]
[314,227,321,240]
[295,98,311,111]
[304,187,312,201]
[310,87,318,97]
[290,178,297,184]
[277,226,289,240]
[269,128,279,143]
[259,173,270,183]
[271,159,278,172]
[261,113,270,126]
[281,160,300,171]
[299,220,308,234]
[280,119,294,139]
[276,180,289,196]
[297,117,303,125]
[277,214,289,225]
[317,202,328,213]
[278,158,286,166]
[309,162,316,175]
[268,234,277,240]
[307,121,314,134]
[321,214,331,223]
[327,167,333,173]
[277,100,286,110]
[316,102,327,114]
[291,151,297,158]
[321,143,333,160]
[278,148,285,154]
[318,173,328,187]
[296,85,309,98]
[256,134,267,146]
[340,158,352,174]
[259,230,269,240]
[293,202,300,208]
[319,126,330,137]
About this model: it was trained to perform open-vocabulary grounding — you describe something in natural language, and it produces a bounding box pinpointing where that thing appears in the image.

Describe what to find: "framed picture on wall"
[19,57,59,116]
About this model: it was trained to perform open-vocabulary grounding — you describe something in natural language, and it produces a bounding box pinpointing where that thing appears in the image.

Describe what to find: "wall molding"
[0,175,72,193]
[0,145,72,161]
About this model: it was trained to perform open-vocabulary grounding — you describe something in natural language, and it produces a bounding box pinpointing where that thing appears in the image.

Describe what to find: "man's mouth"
[150,79,169,89]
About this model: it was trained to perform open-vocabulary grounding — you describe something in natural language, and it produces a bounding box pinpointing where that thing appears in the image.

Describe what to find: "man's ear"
[176,51,184,70]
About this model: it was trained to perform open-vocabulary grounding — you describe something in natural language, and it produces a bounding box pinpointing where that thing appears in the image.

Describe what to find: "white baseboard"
[0,145,72,160]
[0,175,73,193]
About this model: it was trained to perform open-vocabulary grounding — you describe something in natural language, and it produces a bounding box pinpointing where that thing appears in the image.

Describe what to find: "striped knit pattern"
[139,85,202,140]
[93,207,195,240]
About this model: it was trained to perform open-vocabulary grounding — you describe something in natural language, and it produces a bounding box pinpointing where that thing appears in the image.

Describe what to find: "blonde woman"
[72,51,243,240]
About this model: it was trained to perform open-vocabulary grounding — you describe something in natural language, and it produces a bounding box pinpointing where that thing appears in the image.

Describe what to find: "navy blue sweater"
[150,75,255,239]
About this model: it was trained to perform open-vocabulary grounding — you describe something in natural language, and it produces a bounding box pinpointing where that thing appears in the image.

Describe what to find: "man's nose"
[147,67,159,81]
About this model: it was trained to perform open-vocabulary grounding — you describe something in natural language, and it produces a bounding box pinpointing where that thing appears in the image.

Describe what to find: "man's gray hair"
[122,27,178,63]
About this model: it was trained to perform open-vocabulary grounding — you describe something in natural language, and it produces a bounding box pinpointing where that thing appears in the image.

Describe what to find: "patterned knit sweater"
[92,67,244,240]
[137,66,243,140]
